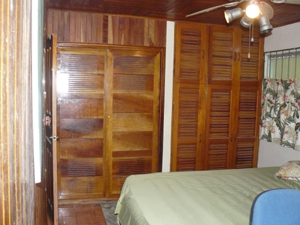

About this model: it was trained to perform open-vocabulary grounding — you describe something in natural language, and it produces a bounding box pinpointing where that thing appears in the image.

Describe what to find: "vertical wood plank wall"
[0,0,35,224]
[46,9,166,48]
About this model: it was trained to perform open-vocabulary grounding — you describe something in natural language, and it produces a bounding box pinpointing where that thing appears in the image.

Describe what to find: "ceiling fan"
[186,0,300,34]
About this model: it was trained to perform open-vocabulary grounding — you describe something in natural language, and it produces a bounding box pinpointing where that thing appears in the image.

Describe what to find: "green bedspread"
[115,167,300,225]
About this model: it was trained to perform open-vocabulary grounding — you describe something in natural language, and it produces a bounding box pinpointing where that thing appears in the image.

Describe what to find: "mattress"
[115,167,300,225]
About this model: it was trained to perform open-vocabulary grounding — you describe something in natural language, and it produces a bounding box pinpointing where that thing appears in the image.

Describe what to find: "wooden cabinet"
[171,23,263,171]
[54,43,163,201]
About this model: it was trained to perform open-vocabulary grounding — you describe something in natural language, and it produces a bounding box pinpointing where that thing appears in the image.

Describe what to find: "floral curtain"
[260,78,300,150]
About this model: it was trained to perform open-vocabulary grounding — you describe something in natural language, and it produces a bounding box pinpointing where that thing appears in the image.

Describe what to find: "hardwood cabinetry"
[53,43,163,201]
[171,22,263,171]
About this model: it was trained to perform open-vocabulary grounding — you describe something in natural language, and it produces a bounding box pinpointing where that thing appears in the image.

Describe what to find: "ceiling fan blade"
[186,0,247,17]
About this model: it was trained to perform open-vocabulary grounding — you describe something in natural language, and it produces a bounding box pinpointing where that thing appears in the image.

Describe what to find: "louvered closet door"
[239,29,263,85]
[207,25,238,85]
[171,22,207,171]
[107,49,162,197]
[232,29,263,168]
[204,84,237,170]
[233,86,260,168]
[172,82,206,171]
[56,46,107,200]
[173,22,206,84]
[205,25,236,169]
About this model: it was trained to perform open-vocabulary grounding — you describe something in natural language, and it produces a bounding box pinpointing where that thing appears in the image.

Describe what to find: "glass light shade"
[246,4,260,18]
[240,15,253,28]
[224,8,243,23]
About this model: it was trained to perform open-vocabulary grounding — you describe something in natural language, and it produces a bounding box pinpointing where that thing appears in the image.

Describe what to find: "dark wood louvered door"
[204,26,263,169]
[204,84,238,169]
[171,22,207,171]
[171,23,263,171]
[204,25,238,169]
[54,43,163,201]
[234,86,260,168]
[232,29,263,168]
[207,25,239,86]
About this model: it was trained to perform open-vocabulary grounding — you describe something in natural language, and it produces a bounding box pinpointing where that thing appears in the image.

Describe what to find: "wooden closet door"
[204,84,237,169]
[239,29,263,85]
[207,25,239,85]
[232,29,263,168]
[233,86,261,168]
[171,23,262,171]
[107,49,162,197]
[56,46,107,200]
[172,82,206,171]
[171,22,207,171]
[204,25,239,169]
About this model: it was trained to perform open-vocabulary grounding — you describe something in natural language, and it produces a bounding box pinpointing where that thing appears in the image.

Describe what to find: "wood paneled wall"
[0,0,35,224]
[47,9,166,47]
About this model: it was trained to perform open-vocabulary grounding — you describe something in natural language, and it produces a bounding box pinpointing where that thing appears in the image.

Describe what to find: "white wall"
[264,21,300,52]
[258,21,300,167]
[162,21,175,172]
[32,0,44,183]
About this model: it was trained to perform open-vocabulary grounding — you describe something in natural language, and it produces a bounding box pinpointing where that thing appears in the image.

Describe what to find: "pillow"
[275,161,300,181]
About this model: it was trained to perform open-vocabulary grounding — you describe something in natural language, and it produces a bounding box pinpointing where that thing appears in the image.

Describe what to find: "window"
[264,47,300,79]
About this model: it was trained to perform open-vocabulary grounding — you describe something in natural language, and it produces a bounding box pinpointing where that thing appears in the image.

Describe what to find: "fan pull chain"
[248,22,255,59]
[251,22,254,42]
[248,24,251,59]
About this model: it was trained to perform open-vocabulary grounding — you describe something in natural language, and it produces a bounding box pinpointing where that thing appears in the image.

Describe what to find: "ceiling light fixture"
[240,15,253,28]
[224,8,243,23]
[224,1,273,34]
[245,3,260,18]
[259,15,273,34]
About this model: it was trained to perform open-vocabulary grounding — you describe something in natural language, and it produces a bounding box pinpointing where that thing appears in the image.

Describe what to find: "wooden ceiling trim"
[46,0,300,28]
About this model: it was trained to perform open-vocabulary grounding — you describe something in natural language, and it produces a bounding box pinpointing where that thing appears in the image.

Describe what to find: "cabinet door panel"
[174,23,206,84]
[208,26,235,84]
[60,177,104,198]
[113,74,154,93]
[240,29,264,85]
[233,87,260,168]
[171,82,205,171]
[171,22,207,171]
[206,141,229,169]
[60,139,103,158]
[113,93,153,113]
[56,47,106,200]
[233,29,262,168]
[204,85,235,170]
[112,113,153,131]
[108,50,161,197]
[112,132,153,152]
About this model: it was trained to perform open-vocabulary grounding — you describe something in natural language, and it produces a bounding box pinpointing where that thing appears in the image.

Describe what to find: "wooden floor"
[58,204,107,225]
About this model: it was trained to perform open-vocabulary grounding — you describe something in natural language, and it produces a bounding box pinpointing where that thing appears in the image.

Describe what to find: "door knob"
[49,136,59,141]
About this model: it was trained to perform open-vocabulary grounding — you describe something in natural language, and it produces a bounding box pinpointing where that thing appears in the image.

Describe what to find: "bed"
[115,166,300,225]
